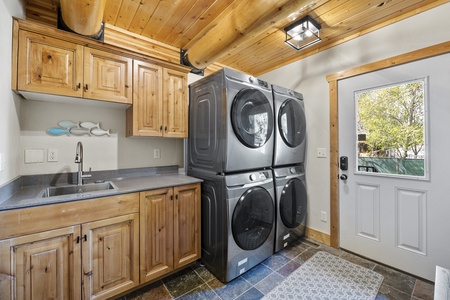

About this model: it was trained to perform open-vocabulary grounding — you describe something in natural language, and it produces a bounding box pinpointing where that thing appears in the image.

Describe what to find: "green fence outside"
[358,157,424,176]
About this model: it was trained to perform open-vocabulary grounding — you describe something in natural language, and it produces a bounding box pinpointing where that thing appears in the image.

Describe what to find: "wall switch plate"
[25,149,44,163]
[321,211,327,222]
[153,149,161,159]
[317,148,327,158]
[48,148,58,162]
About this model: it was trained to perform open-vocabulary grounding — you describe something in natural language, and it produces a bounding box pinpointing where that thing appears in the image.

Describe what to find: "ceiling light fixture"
[284,15,321,51]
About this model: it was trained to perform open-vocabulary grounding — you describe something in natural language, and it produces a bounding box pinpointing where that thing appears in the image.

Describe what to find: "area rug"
[263,251,384,300]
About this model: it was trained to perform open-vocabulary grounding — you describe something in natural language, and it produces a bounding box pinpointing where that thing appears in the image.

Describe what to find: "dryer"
[188,168,275,283]
[273,165,307,252]
[188,68,274,174]
[272,84,307,167]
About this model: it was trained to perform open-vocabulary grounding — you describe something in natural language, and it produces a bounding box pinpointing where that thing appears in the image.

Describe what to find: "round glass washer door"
[280,178,307,228]
[232,187,274,250]
[231,88,274,148]
[278,99,306,148]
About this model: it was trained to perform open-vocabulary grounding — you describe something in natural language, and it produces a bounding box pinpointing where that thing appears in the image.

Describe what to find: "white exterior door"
[338,53,450,281]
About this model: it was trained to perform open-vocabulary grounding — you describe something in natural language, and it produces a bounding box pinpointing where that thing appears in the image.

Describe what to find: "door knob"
[340,174,348,180]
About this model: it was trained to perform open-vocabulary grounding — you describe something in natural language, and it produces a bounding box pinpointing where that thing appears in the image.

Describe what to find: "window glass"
[355,79,427,178]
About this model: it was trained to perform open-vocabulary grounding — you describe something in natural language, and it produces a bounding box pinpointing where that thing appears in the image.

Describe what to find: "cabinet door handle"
[175,194,179,200]
[165,126,168,132]
[170,195,173,201]
[160,125,163,131]
[85,84,89,91]
[84,271,93,276]
[76,83,81,91]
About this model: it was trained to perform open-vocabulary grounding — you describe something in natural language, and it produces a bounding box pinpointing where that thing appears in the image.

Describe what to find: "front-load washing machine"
[273,165,307,252]
[272,84,307,167]
[188,68,274,174]
[187,168,275,283]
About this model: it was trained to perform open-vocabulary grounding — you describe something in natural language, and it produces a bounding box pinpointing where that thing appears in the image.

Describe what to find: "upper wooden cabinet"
[17,30,83,97]
[15,25,133,105]
[83,48,132,104]
[126,60,188,138]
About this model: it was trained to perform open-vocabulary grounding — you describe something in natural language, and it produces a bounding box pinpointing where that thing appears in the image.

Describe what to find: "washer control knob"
[249,174,257,181]
[290,167,296,174]
[249,76,254,83]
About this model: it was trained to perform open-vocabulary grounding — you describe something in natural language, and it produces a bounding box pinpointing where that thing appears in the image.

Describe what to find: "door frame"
[326,40,450,248]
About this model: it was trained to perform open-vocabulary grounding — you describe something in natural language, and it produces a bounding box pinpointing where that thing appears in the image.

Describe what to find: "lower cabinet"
[0,183,201,299]
[0,214,139,300]
[139,183,201,283]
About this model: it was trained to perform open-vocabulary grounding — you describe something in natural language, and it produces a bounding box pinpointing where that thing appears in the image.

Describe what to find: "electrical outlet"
[321,211,327,222]
[317,148,327,158]
[47,148,58,162]
[153,149,161,159]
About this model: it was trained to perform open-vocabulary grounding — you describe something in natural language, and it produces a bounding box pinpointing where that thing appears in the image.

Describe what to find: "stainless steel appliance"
[273,165,307,252]
[188,168,275,283]
[188,68,274,174]
[272,84,306,167]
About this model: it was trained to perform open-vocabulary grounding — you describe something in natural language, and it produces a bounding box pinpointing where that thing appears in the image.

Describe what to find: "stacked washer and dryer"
[187,68,307,283]
[272,84,308,253]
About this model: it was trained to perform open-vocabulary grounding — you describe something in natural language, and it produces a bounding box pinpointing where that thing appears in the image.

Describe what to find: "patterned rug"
[263,251,384,300]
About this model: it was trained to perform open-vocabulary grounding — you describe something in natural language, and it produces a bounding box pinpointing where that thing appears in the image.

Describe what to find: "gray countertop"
[0,173,202,212]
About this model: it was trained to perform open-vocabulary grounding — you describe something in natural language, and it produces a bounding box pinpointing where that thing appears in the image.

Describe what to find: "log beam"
[60,0,106,37]
[182,0,320,71]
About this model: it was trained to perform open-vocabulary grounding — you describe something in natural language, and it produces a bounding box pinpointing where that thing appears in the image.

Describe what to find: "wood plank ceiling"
[25,0,449,76]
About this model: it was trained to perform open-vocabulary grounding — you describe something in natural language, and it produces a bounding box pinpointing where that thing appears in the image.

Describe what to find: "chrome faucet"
[75,141,91,185]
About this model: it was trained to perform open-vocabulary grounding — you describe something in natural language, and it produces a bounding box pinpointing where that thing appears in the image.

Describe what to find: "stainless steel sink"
[39,181,117,198]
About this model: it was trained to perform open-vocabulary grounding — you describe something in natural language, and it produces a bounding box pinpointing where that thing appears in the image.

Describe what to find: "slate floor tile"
[235,287,264,300]
[373,264,416,295]
[339,251,377,270]
[163,268,204,298]
[261,252,291,271]
[412,279,434,300]
[176,283,220,300]
[254,272,286,295]
[241,263,273,285]
[207,276,252,299]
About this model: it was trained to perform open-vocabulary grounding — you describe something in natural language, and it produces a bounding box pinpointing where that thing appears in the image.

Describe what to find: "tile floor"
[117,239,435,300]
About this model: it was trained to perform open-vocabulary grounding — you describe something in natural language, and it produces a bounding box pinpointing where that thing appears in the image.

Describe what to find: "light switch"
[25,149,44,163]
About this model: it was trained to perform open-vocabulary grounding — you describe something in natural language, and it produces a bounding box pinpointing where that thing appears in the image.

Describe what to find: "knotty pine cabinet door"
[139,183,200,284]
[17,30,83,97]
[173,184,201,268]
[127,60,163,136]
[83,48,132,104]
[139,187,174,283]
[126,60,188,138]
[163,68,188,138]
[0,226,82,300]
[82,213,139,300]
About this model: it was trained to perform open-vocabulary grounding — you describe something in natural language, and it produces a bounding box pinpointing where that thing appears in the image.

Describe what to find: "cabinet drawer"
[0,193,139,240]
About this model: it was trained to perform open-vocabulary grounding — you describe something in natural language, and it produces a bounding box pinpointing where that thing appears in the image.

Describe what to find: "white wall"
[0,0,25,186]
[260,3,450,235]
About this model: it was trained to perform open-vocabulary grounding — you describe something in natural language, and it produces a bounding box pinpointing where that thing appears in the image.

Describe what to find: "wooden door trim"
[326,40,450,248]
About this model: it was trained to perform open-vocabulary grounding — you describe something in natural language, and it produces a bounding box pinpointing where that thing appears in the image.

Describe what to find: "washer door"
[231,88,273,148]
[232,187,274,250]
[278,99,306,148]
[280,178,307,228]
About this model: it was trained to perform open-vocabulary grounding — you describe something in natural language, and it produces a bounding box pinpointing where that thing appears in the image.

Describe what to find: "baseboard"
[305,227,331,246]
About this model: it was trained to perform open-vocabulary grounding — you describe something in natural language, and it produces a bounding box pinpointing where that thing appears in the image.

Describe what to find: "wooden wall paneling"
[127,1,159,34]
[113,0,140,29]
[103,0,122,24]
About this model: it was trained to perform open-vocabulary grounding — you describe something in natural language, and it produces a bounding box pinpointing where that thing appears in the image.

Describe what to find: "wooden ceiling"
[25,0,449,76]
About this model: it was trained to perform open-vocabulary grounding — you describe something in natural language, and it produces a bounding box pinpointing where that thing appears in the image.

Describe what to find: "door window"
[355,79,428,178]
[231,89,273,148]
[280,179,307,228]
[232,187,274,250]
[279,99,306,147]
